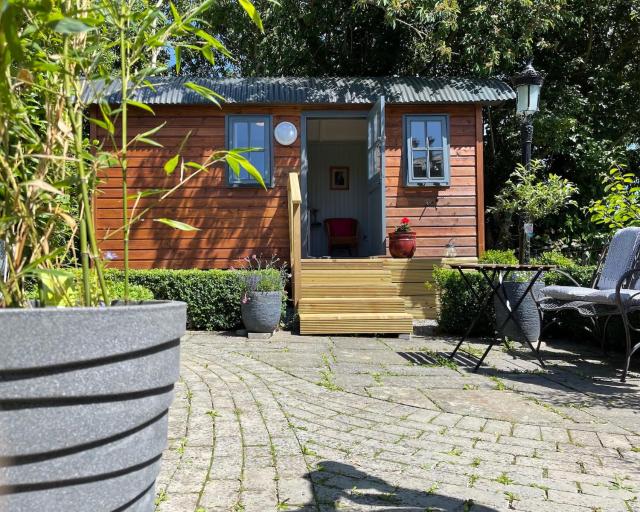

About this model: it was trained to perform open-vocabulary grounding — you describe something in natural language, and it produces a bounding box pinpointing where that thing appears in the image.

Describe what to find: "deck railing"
[287,171,302,306]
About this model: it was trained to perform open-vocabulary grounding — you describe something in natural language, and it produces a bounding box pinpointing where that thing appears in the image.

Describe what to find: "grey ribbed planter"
[493,281,543,343]
[241,291,282,333]
[0,301,186,512]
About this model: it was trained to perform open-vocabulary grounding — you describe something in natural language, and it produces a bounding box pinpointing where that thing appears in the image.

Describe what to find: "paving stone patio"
[155,331,640,512]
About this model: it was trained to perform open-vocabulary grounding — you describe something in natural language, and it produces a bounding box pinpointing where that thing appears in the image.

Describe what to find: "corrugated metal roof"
[85,76,514,106]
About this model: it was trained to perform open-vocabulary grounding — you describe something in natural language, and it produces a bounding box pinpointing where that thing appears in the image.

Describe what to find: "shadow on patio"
[290,461,500,511]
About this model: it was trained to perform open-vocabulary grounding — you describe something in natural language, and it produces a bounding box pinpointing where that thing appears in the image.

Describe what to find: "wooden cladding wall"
[385,104,480,259]
[94,103,482,269]
[94,105,301,269]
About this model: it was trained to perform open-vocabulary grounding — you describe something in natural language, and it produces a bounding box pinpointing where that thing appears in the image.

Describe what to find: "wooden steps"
[297,258,413,335]
[299,313,413,335]
[298,297,407,314]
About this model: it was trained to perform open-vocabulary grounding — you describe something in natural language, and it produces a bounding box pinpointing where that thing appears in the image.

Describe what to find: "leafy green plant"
[588,163,640,231]
[488,160,578,262]
[0,0,265,307]
[479,250,518,265]
[107,268,284,330]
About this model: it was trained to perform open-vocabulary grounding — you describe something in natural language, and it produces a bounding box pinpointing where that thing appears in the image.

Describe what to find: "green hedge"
[104,268,285,331]
[433,250,597,336]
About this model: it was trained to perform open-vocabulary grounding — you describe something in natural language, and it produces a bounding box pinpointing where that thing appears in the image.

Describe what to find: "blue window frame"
[226,115,273,187]
[404,115,450,186]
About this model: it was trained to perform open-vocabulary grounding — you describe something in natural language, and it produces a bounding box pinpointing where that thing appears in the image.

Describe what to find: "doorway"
[306,117,369,257]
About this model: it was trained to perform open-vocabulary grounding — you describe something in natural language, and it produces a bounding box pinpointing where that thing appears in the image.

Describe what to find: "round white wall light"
[274,121,297,146]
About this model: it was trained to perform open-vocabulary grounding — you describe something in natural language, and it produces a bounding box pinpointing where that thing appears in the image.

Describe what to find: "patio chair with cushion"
[538,227,640,381]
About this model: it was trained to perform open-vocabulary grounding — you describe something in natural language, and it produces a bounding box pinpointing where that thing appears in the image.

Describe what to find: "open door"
[367,96,386,255]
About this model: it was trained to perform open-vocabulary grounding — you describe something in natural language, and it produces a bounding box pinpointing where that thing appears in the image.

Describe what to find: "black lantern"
[512,61,544,169]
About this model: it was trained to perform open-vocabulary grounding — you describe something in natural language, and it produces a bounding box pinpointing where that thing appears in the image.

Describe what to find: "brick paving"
[155,331,640,512]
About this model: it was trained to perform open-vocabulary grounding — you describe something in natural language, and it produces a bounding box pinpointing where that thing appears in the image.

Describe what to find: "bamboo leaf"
[126,99,155,115]
[174,45,181,74]
[184,81,225,106]
[127,189,167,200]
[164,154,180,174]
[24,179,64,196]
[226,153,266,189]
[169,1,183,24]
[52,17,93,34]
[154,218,200,231]
[137,122,166,139]
[237,0,264,32]
[135,136,163,148]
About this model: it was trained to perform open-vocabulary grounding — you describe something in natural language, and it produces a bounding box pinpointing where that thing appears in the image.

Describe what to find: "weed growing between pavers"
[495,472,514,485]
[490,375,508,390]
[316,352,344,391]
[529,482,550,500]
[504,491,520,509]
[154,488,168,506]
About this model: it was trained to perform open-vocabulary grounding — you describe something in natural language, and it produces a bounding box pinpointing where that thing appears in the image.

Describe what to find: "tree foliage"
[589,163,640,231]
[173,0,639,257]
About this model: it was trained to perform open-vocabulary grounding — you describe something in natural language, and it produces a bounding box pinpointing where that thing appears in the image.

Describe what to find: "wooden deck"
[287,171,478,335]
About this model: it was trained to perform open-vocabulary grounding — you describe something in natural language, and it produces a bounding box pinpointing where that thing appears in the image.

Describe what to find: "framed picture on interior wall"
[330,166,349,190]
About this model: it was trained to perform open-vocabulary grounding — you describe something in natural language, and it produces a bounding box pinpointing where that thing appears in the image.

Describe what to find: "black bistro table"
[448,263,556,371]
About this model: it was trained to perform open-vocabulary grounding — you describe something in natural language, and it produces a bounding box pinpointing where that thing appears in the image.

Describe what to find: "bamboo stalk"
[120,3,130,302]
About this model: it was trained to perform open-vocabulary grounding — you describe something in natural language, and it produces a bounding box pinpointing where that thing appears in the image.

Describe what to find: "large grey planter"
[0,300,186,512]
[493,281,543,344]
[241,291,282,333]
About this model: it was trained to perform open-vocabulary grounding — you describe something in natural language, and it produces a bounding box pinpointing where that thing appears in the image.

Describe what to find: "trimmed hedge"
[104,268,284,331]
[433,250,597,336]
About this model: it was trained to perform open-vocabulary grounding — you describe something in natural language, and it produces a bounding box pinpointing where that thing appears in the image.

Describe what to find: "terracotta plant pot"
[389,231,417,258]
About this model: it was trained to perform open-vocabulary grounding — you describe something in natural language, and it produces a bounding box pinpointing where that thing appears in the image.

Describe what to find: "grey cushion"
[598,227,640,289]
[541,285,640,305]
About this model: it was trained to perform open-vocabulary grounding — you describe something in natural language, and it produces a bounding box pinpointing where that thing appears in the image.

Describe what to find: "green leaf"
[127,189,167,200]
[226,152,266,189]
[184,82,225,106]
[24,179,64,196]
[52,17,93,34]
[237,0,264,32]
[135,136,163,148]
[169,1,183,24]
[164,154,180,174]
[154,218,200,231]
[126,100,155,115]
[174,46,181,74]
[137,122,167,140]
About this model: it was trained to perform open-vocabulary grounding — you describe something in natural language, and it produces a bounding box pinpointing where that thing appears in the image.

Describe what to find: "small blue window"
[404,115,450,186]
[226,115,272,186]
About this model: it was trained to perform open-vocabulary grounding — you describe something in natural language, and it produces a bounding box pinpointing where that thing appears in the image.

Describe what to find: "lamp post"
[513,61,543,262]
[513,60,544,170]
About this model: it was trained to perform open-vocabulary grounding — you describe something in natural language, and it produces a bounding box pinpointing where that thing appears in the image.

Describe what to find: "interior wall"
[307,140,368,257]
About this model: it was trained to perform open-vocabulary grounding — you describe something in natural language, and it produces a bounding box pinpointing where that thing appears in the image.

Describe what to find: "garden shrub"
[478,249,518,265]
[433,251,596,336]
[104,268,286,331]
[26,270,153,305]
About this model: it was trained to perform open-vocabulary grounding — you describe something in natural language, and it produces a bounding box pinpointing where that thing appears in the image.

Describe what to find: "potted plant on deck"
[240,257,287,333]
[0,2,263,510]
[389,217,417,258]
[488,161,578,343]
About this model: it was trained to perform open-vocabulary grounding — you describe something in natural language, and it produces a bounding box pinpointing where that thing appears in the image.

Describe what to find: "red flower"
[401,217,410,224]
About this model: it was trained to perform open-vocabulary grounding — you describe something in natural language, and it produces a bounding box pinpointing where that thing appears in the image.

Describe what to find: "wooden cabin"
[92,77,515,335]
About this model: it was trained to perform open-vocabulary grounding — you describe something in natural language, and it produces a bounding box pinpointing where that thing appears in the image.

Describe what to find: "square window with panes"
[404,115,450,186]
[226,115,272,186]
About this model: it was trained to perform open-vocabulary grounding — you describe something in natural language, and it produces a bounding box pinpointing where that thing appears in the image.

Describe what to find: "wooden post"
[287,171,302,307]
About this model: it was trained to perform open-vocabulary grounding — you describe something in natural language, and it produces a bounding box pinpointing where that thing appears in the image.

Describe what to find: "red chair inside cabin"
[324,218,359,256]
